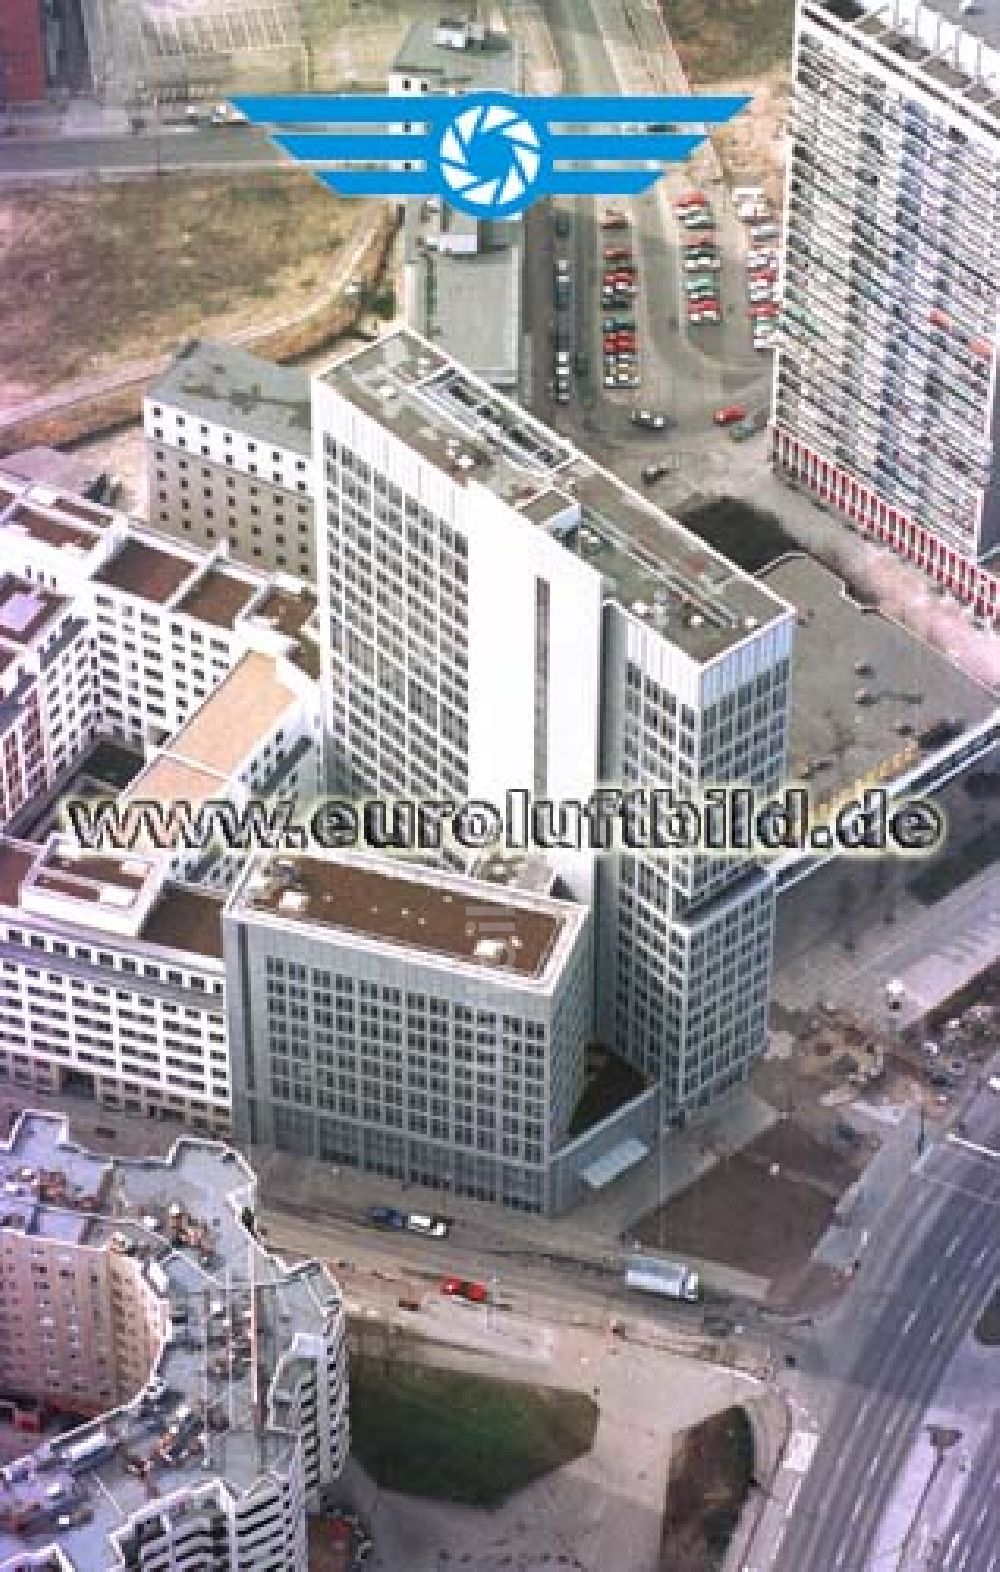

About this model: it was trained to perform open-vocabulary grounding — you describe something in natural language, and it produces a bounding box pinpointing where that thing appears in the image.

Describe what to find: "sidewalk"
[3,97,132,138]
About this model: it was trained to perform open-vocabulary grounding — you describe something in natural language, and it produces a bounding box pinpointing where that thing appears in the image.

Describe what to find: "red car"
[604,246,632,262]
[749,302,779,319]
[748,268,777,284]
[714,404,748,425]
[440,1276,488,1304]
[683,232,716,249]
[675,190,708,211]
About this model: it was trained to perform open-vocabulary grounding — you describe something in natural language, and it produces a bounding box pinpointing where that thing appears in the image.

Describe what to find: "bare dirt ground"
[635,1114,871,1285]
[657,0,794,205]
[660,1406,754,1572]
[0,176,378,411]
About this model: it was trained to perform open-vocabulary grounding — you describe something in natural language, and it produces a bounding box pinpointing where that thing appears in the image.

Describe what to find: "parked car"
[714,404,748,426]
[440,1276,488,1303]
[631,409,670,430]
[747,249,778,269]
[749,301,779,318]
[405,1212,449,1239]
[641,462,672,485]
[600,208,629,229]
[749,221,780,241]
[675,190,709,212]
[367,1205,407,1231]
[604,245,632,262]
[680,211,715,231]
[553,208,571,238]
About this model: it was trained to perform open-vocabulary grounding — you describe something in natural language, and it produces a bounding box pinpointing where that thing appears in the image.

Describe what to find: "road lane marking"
[947,1134,1000,1161]
[903,1309,918,1334]
[945,1237,960,1260]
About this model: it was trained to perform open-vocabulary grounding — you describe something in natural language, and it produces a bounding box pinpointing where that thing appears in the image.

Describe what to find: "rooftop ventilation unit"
[474,938,508,963]
[278,891,308,913]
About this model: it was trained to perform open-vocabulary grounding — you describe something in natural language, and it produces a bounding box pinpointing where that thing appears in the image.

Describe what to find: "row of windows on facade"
[1,935,222,991]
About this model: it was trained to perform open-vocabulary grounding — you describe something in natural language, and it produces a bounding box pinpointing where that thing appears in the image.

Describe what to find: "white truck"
[626,1254,700,1302]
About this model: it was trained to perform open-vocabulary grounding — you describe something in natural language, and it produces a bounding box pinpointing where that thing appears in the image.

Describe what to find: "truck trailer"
[626,1255,700,1302]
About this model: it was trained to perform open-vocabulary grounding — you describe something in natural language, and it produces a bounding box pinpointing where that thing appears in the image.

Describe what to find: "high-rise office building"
[225,849,593,1212]
[773,0,1000,622]
[313,330,795,1121]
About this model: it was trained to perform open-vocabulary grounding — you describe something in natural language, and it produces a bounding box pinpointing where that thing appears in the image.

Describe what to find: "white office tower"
[0,1111,348,1572]
[313,333,603,902]
[598,606,791,1116]
[314,331,795,1123]
[773,0,1000,621]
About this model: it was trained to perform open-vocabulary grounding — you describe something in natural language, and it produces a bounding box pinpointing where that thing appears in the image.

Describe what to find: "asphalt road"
[772,1119,1000,1572]
[257,1194,748,1348]
[929,1415,1000,1572]
[0,126,284,179]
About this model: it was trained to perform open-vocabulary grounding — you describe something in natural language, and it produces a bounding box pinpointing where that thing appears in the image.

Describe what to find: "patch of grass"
[0,174,358,396]
[679,497,798,572]
[348,1355,598,1506]
[658,0,796,82]
[569,1045,649,1137]
[908,827,1000,906]
[975,1289,1000,1347]
[83,740,146,790]
[661,1407,755,1572]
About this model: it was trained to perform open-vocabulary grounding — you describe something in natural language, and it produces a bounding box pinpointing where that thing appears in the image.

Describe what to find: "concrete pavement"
[748,1105,1000,1572]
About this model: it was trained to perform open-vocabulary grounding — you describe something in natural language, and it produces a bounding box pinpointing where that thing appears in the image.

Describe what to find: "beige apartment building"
[145,340,316,580]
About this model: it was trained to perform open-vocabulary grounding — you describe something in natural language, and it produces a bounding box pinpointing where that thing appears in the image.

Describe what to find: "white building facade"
[773,0,1000,620]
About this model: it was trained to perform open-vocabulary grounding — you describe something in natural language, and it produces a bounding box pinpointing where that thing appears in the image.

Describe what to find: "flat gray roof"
[760,556,997,801]
[150,339,312,456]
[403,211,521,387]
[320,330,789,662]
[392,19,515,91]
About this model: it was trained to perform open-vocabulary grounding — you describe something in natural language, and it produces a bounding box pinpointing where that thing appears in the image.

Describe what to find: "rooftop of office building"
[813,0,1000,113]
[149,339,312,455]
[145,650,301,777]
[0,576,69,645]
[319,330,789,661]
[93,536,195,604]
[403,207,521,387]
[391,16,516,91]
[0,836,227,961]
[0,1112,342,1572]
[175,565,259,629]
[233,851,584,984]
[760,554,997,800]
